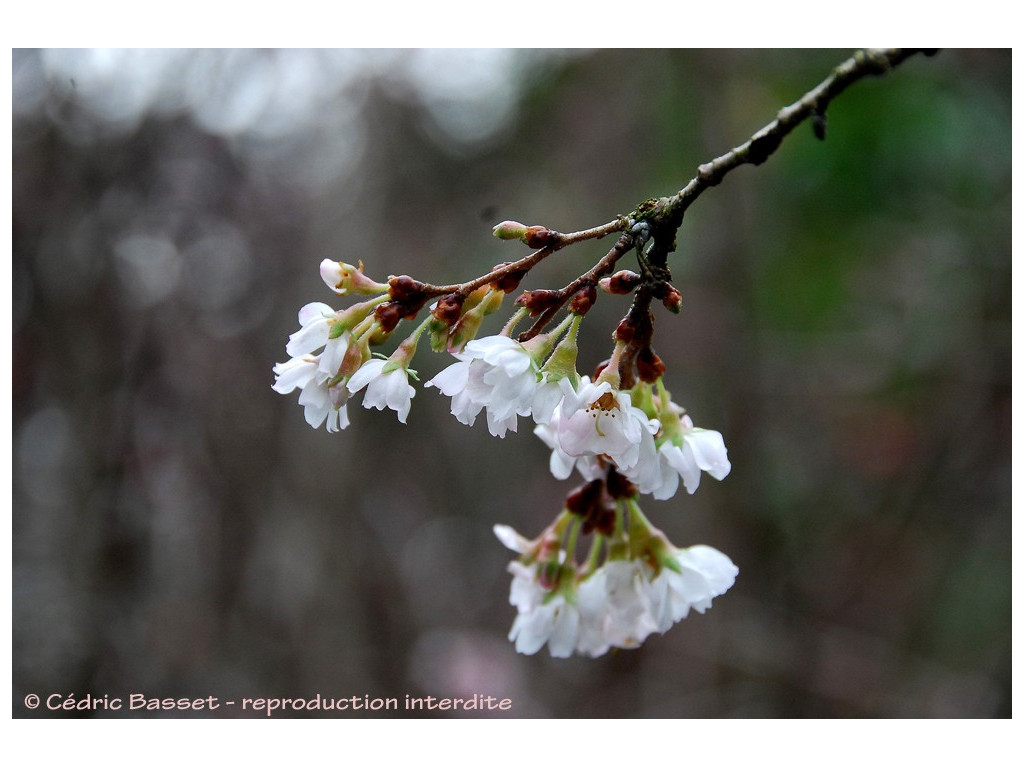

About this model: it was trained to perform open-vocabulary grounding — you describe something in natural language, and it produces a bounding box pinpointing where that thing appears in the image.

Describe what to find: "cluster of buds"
[273,218,737,658]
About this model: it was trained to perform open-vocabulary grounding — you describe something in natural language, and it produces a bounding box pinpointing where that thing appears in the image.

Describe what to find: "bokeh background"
[12,49,1011,717]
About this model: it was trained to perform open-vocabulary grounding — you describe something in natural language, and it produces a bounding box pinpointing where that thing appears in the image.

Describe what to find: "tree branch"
[378,49,935,351]
[658,49,934,227]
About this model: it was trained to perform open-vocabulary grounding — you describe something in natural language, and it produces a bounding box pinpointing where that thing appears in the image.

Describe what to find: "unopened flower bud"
[320,259,389,296]
[340,337,370,378]
[599,270,642,295]
[636,347,666,383]
[388,275,427,304]
[374,302,404,334]
[461,284,491,314]
[605,468,638,500]
[661,285,682,313]
[524,226,559,249]
[492,220,529,240]
[613,317,636,343]
[490,263,529,293]
[569,284,597,315]
[432,295,464,326]
[516,289,562,317]
[565,479,604,518]
[448,290,503,352]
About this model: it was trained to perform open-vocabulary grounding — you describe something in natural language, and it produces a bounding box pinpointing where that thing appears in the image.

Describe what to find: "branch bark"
[652,49,934,232]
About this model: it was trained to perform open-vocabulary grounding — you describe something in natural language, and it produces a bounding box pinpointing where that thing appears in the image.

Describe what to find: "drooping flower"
[346,358,416,424]
[286,302,337,357]
[505,561,582,658]
[297,376,349,432]
[272,354,319,396]
[533,377,659,484]
[273,351,349,432]
[534,414,606,482]
[647,544,738,632]
[599,559,662,649]
[553,377,659,472]
[495,501,738,659]
[426,335,547,438]
[632,414,731,499]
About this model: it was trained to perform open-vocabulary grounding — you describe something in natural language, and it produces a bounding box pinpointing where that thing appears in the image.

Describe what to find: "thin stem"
[517,232,636,342]
[421,217,629,299]
[564,516,582,566]
[583,534,604,575]
[500,307,529,338]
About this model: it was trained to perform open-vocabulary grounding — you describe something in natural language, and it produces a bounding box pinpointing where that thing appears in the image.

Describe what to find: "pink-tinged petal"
[318,335,349,377]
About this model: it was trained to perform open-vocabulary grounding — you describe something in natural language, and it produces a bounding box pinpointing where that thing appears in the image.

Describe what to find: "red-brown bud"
[388,275,427,304]
[606,468,639,500]
[592,358,610,380]
[515,289,562,317]
[599,270,642,295]
[490,263,529,293]
[613,317,636,343]
[374,302,404,334]
[569,284,597,315]
[661,285,682,313]
[636,346,666,383]
[432,295,464,325]
[565,479,604,518]
[524,226,559,249]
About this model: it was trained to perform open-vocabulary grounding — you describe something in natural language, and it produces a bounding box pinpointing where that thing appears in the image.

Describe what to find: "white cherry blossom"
[505,561,581,658]
[273,353,349,432]
[647,544,738,631]
[534,415,606,482]
[554,377,659,472]
[347,359,415,424]
[633,414,731,499]
[426,335,546,438]
[285,302,337,357]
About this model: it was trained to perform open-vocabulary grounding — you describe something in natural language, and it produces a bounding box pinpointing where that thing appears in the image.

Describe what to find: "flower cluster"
[274,248,738,658]
[495,500,737,658]
[272,261,419,430]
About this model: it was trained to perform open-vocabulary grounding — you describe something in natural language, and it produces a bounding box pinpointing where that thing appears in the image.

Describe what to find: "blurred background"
[12,49,1011,717]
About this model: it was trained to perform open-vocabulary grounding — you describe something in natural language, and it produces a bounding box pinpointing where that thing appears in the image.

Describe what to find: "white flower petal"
[346,359,384,393]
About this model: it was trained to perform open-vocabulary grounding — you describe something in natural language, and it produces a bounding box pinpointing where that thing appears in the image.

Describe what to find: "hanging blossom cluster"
[273,216,737,657]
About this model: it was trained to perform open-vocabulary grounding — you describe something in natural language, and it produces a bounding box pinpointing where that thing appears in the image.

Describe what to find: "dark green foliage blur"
[13,49,1010,717]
